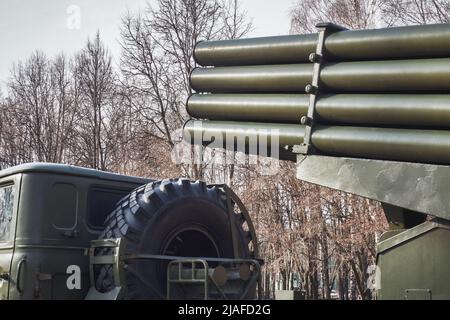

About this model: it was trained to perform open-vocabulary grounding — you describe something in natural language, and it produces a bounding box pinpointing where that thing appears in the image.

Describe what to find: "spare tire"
[95,179,256,299]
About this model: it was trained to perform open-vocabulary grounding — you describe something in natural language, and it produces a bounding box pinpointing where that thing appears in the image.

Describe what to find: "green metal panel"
[0,162,151,185]
[296,155,450,221]
[294,155,450,299]
[376,220,450,300]
[190,58,450,93]
[2,164,151,300]
[194,23,450,66]
[187,94,450,127]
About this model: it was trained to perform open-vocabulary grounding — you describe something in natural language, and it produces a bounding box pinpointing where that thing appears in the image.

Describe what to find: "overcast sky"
[0,0,295,86]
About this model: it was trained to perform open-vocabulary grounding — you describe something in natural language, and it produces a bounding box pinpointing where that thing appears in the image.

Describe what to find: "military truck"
[0,163,260,300]
[5,22,450,301]
[184,22,450,299]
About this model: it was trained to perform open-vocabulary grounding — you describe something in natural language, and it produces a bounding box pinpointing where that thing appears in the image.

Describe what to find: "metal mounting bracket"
[294,22,348,155]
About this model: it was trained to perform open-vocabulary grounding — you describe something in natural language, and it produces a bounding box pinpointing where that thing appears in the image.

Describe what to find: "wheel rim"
[163,226,220,258]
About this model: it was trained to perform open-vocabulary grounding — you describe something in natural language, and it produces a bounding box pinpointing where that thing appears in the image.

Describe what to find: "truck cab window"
[0,185,14,243]
[88,188,131,230]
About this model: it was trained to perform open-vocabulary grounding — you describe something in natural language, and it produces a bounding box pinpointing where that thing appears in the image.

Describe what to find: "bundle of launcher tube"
[184,23,450,164]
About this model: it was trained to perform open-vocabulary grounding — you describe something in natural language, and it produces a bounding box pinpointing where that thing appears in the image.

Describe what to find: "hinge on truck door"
[405,289,432,300]
[85,238,126,300]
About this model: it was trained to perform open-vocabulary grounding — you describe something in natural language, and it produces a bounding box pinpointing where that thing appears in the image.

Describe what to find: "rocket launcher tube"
[194,24,450,66]
[184,120,450,165]
[190,58,450,93]
[187,94,450,128]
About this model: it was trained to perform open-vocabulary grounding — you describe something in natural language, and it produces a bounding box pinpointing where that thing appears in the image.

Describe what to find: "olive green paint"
[190,58,450,93]
[195,23,450,66]
[188,94,450,127]
[184,120,450,165]
[0,163,152,300]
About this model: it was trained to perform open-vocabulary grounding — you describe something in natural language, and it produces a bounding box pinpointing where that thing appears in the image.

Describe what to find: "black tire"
[95,179,253,299]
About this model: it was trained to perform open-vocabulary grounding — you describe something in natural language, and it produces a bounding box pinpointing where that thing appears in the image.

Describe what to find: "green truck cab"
[0,163,259,300]
[0,163,150,299]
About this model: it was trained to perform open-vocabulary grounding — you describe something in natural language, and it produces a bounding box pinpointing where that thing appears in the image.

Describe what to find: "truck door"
[0,180,17,300]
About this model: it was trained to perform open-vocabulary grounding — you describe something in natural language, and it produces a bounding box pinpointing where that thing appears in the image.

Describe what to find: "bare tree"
[5,51,77,164]
[74,32,116,170]
[0,96,33,167]
[290,0,384,33]
[119,0,252,179]
[381,0,450,25]
[221,0,253,39]
[50,54,78,163]
[291,0,450,33]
